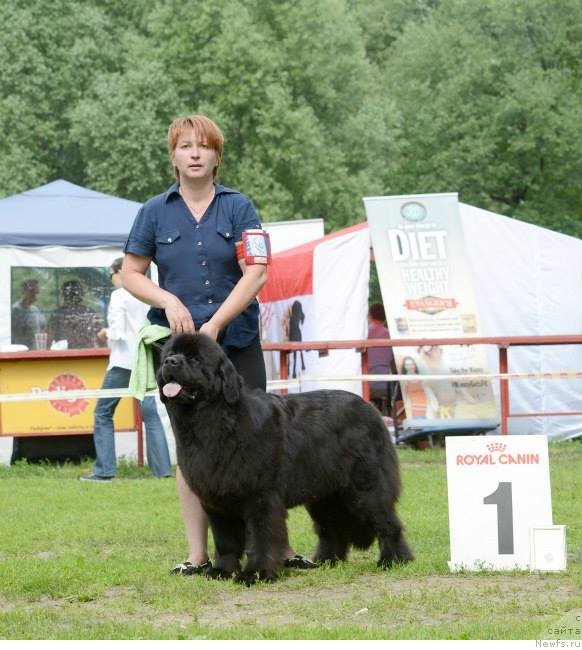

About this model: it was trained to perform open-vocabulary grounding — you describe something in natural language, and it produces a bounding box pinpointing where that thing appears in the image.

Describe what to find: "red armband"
[236,229,271,265]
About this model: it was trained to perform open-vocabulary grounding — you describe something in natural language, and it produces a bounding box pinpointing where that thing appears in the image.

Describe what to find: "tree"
[3,0,581,240]
[382,0,582,235]
[70,0,391,228]
[70,58,179,200]
[349,0,439,68]
[0,1,127,195]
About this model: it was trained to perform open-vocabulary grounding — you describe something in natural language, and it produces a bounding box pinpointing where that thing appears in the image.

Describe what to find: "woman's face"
[403,358,417,374]
[172,128,219,182]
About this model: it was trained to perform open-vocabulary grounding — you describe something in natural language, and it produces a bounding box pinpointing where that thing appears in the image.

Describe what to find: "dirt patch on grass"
[0,596,15,613]
[195,573,578,630]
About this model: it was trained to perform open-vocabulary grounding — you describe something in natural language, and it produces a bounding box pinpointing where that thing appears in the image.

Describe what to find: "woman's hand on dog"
[162,295,196,334]
[199,320,220,341]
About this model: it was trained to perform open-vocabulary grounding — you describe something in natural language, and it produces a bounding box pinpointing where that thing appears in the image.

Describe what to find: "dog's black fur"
[158,333,413,585]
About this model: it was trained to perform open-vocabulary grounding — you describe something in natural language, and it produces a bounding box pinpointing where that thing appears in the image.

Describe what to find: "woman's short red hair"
[167,114,224,180]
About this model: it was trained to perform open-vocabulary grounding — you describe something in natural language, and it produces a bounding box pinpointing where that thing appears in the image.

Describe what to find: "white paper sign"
[446,435,552,570]
[530,526,567,572]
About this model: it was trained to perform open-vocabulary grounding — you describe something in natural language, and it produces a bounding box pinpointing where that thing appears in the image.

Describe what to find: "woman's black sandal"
[171,560,212,575]
[283,554,317,569]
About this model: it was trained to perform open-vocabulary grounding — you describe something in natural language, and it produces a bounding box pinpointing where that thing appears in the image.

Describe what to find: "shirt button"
[167,237,172,242]
[207,298,213,304]
[204,280,210,285]
[195,225,200,229]
[196,241,202,246]
[201,260,207,266]
[225,232,230,237]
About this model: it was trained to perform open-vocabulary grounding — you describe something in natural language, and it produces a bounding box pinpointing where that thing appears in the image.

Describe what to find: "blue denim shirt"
[123,182,262,349]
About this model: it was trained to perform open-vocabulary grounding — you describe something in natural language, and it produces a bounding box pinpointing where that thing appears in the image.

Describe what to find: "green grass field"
[0,443,580,640]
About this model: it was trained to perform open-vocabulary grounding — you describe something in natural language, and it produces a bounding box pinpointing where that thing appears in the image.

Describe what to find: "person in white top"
[81,258,171,481]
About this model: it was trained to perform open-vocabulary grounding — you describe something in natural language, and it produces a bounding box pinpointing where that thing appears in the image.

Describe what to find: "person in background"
[80,258,171,482]
[11,278,47,349]
[121,114,314,574]
[367,302,394,412]
[48,279,104,349]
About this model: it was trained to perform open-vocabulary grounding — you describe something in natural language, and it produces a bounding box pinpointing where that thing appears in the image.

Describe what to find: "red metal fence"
[263,334,582,434]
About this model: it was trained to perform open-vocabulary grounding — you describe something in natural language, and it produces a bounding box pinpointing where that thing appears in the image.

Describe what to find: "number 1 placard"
[445,435,553,571]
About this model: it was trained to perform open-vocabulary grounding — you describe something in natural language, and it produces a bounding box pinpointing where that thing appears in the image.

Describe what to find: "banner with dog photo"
[363,193,498,427]
[259,223,370,395]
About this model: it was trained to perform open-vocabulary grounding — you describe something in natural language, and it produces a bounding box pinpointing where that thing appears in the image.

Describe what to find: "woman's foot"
[283,554,317,569]
[171,559,212,575]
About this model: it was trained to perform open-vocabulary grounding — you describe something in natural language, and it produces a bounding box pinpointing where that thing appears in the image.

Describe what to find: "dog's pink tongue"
[162,382,182,398]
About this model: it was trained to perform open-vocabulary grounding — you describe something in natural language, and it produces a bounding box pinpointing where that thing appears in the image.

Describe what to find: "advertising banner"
[363,193,498,427]
[0,356,134,436]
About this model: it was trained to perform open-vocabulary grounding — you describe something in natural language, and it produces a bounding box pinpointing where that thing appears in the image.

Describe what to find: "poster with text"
[364,193,498,427]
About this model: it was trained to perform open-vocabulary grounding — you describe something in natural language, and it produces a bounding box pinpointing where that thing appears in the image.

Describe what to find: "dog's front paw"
[235,569,278,587]
[205,566,234,581]
[378,538,415,569]
[377,551,414,569]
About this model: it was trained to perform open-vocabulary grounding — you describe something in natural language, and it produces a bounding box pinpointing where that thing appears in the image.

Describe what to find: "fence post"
[133,399,144,466]
[279,351,289,395]
[360,348,370,402]
[499,345,510,434]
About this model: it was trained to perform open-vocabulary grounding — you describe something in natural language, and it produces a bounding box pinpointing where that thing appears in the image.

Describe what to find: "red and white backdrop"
[259,223,370,395]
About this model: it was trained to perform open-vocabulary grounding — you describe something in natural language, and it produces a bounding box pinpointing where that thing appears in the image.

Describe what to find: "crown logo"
[487,442,507,453]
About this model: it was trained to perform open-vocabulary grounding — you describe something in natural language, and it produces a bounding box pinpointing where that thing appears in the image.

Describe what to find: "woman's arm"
[199,261,267,341]
[121,252,195,334]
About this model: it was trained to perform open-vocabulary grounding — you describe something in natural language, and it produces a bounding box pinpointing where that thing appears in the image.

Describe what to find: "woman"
[400,355,431,419]
[122,114,314,574]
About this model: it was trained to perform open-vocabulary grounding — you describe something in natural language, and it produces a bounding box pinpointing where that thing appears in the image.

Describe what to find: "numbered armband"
[235,229,271,265]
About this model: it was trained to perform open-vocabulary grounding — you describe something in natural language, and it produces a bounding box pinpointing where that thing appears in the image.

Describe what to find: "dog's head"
[157,333,242,406]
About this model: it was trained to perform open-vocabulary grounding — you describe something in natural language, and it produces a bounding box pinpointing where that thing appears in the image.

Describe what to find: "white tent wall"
[460,203,582,440]
[0,246,123,348]
[309,227,370,396]
[263,218,324,253]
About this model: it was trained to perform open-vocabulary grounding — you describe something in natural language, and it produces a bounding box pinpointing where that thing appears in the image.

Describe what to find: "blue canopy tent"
[0,180,143,464]
[0,180,143,347]
[0,179,142,247]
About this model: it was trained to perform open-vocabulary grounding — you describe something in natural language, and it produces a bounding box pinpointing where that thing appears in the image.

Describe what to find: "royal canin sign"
[455,442,540,466]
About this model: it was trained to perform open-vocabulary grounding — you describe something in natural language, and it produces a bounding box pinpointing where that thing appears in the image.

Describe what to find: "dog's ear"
[217,356,242,404]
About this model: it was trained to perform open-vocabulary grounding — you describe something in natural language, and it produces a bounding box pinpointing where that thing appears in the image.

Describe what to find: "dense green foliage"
[1,0,581,234]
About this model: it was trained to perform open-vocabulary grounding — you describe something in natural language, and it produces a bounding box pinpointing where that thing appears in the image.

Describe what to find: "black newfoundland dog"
[158,333,413,585]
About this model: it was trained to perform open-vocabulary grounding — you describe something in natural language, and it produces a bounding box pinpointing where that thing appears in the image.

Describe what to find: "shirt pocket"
[215,223,234,242]
[156,230,181,246]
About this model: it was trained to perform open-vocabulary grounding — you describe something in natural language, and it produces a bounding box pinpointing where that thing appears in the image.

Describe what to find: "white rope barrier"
[293,371,582,383]
[0,388,139,403]
[0,370,580,403]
